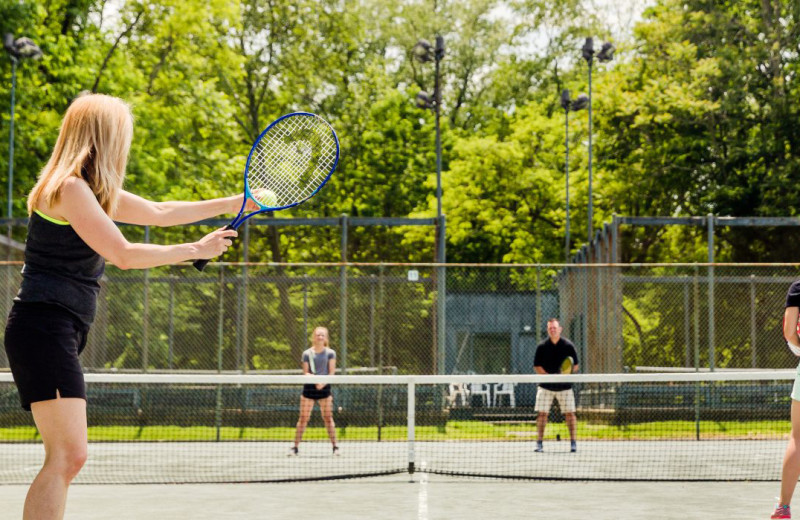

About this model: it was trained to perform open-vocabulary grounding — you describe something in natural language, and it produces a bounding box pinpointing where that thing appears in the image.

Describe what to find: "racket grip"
[193,224,236,272]
[193,258,212,271]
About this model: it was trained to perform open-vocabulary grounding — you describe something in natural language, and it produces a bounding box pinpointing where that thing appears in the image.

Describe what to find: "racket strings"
[248,115,337,207]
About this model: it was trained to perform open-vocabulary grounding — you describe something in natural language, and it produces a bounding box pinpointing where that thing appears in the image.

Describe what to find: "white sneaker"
[287,447,299,457]
[332,446,340,457]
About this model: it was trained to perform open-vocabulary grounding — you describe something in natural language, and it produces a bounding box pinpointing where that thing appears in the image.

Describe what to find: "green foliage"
[3,0,800,370]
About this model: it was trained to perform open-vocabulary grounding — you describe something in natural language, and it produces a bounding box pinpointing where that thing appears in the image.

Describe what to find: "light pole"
[3,34,42,219]
[412,36,445,223]
[581,37,614,243]
[560,89,588,262]
[412,36,446,374]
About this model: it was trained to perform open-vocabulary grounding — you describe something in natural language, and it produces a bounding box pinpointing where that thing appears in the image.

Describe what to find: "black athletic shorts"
[4,302,89,411]
[302,384,332,400]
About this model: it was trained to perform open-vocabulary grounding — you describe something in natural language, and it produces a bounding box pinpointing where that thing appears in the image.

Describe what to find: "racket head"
[560,357,574,374]
[243,112,339,212]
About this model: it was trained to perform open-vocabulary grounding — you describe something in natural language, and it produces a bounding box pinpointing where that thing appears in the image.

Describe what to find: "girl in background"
[289,326,339,456]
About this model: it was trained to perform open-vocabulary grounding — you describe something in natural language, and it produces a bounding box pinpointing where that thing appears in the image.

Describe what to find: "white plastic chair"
[493,382,516,407]
[470,383,492,407]
[446,383,470,407]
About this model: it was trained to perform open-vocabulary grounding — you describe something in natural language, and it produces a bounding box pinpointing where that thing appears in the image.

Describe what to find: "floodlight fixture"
[597,42,615,62]
[582,37,594,62]
[416,91,434,110]
[3,34,42,61]
[560,89,571,111]
[413,39,434,63]
[571,94,589,111]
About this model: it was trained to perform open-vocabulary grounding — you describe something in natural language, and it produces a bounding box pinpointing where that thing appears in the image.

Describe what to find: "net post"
[407,381,416,476]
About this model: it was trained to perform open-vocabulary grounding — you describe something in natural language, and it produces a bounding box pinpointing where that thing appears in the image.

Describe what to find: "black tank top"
[14,211,105,326]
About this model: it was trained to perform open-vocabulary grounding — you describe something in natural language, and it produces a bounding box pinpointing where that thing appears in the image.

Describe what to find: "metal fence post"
[582,250,589,373]
[215,265,225,440]
[683,281,690,368]
[377,265,385,440]
[693,265,700,372]
[218,266,225,372]
[707,214,715,371]
[693,264,701,440]
[437,215,447,375]
[142,226,150,371]
[303,274,309,351]
[238,219,250,372]
[369,274,376,368]
[535,266,542,343]
[750,274,757,368]
[612,215,619,371]
[168,273,175,369]
[340,214,348,373]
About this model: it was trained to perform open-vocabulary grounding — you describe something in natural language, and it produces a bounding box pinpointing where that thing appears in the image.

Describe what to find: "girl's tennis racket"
[194,112,339,271]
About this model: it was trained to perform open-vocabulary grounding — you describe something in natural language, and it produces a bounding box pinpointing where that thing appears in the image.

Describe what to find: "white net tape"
[247,114,338,207]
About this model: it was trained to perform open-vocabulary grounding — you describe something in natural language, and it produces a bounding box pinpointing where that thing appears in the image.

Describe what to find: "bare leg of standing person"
[24,396,87,520]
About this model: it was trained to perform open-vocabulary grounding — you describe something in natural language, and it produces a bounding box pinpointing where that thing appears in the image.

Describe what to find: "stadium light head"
[582,37,594,62]
[3,34,42,61]
[560,90,571,110]
[434,36,445,60]
[597,42,615,62]
[416,91,434,110]
[571,94,589,111]
[3,34,15,56]
[413,39,434,63]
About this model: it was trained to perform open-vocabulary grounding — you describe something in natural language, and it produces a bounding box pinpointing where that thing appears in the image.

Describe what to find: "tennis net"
[0,371,794,483]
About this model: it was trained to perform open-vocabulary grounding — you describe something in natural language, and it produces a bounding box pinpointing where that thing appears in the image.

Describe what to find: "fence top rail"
[2,261,800,268]
[0,371,794,385]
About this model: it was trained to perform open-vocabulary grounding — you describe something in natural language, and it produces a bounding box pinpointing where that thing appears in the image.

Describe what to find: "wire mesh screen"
[1,262,799,373]
[0,262,800,374]
[0,373,792,484]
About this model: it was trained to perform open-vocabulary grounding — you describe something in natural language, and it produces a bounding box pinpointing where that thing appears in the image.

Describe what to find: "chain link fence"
[1,262,799,374]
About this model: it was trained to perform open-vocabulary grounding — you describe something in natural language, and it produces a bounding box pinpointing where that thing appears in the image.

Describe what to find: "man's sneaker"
[287,446,299,457]
[332,446,340,456]
[772,504,791,519]
[570,441,577,453]
[534,441,543,453]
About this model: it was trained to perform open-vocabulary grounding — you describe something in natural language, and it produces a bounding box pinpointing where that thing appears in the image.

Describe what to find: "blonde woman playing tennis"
[3,93,257,520]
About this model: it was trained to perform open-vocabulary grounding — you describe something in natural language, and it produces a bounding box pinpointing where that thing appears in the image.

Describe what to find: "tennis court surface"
[0,478,781,519]
[0,371,792,518]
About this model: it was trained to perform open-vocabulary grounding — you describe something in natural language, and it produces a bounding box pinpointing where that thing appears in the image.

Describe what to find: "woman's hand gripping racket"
[194,112,339,271]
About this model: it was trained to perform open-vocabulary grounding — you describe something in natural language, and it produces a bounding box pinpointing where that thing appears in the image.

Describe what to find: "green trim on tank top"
[34,209,70,226]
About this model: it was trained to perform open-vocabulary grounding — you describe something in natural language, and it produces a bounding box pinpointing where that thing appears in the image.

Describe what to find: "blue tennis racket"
[194,112,339,271]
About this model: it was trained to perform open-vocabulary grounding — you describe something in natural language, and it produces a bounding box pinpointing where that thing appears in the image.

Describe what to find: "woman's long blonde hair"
[27,93,133,216]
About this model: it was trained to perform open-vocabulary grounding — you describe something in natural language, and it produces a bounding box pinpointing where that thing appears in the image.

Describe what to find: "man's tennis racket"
[560,356,574,374]
[194,112,339,271]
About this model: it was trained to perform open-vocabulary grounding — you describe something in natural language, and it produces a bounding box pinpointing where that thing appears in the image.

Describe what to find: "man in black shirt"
[533,318,579,453]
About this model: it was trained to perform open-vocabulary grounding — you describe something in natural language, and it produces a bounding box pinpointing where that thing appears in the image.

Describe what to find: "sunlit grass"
[0,420,789,442]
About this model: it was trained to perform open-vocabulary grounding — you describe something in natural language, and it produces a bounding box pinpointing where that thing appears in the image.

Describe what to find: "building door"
[473,333,511,374]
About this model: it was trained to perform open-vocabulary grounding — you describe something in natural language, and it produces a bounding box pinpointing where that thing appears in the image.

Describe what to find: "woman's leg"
[293,396,315,447]
[318,396,337,446]
[780,399,800,507]
[24,395,87,520]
